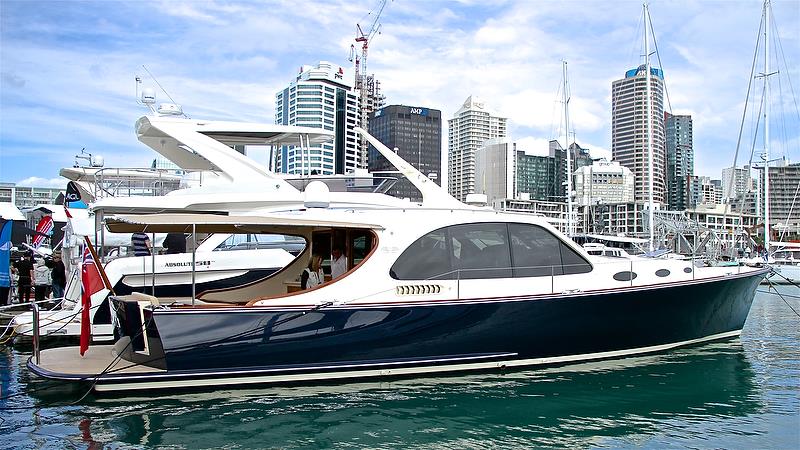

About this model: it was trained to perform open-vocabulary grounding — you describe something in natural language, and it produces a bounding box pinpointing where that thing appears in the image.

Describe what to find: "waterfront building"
[447,96,507,202]
[368,105,442,201]
[585,201,653,236]
[474,138,515,205]
[574,160,635,207]
[275,61,360,175]
[493,198,569,233]
[684,204,760,248]
[612,65,667,204]
[0,183,63,209]
[665,112,693,210]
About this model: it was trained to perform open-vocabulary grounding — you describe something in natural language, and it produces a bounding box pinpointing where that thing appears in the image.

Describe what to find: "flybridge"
[135,115,335,183]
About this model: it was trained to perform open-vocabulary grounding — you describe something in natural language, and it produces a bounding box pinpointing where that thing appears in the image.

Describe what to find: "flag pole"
[83,235,115,296]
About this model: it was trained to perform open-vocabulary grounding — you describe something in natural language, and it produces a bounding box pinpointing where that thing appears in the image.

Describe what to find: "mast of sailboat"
[762,0,771,249]
[563,60,573,236]
[644,2,655,252]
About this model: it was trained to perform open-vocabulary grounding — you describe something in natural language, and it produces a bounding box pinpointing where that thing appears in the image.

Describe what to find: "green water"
[1,287,798,449]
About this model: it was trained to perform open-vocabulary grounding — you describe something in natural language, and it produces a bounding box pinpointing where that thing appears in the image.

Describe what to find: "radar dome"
[141,88,156,104]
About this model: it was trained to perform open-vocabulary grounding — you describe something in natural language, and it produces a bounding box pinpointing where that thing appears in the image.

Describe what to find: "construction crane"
[349,0,389,168]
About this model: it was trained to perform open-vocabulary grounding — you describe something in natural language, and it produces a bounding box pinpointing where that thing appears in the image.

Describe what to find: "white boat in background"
[765,241,800,284]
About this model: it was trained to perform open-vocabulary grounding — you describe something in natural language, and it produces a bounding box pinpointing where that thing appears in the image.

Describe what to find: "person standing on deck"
[163,232,186,254]
[331,245,346,279]
[131,232,152,256]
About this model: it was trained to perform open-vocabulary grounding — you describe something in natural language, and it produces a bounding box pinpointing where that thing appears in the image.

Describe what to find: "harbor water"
[1,286,798,449]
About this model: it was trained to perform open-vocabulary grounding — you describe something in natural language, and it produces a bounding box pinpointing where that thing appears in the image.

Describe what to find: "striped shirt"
[131,232,151,256]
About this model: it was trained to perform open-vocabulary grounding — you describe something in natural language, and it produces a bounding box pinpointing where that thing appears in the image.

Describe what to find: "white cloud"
[17,177,67,189]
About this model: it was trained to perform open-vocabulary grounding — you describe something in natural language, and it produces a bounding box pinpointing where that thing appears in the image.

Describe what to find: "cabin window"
[390,222,591,281]
[449,223,512,279]
[390,228,453,280]
[509,223,591,276]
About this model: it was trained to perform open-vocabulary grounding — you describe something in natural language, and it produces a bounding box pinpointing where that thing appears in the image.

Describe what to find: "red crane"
[350,0,389,167]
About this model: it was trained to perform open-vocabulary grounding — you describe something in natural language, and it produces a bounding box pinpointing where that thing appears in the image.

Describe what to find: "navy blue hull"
[122,270,766,375]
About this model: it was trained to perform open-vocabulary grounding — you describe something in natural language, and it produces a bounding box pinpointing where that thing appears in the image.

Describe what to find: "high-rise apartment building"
[275,61,360,175]
[474,138,515,204]
[761,161,800,229]
[612,65,666,204]
[368,105,442,201]
[448,96,507,202]
[665,112,693,210]
[721,166,753,202]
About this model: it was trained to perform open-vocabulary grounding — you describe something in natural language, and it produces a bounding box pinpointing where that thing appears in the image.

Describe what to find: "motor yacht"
[26,129,769,392]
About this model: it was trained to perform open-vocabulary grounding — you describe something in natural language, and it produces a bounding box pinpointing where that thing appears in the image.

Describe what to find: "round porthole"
[613,271,637,281]
[683,267,693,273]
[655,269,670,277]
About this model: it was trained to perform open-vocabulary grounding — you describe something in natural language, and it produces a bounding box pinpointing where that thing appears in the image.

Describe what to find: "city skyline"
[1,0,798,189]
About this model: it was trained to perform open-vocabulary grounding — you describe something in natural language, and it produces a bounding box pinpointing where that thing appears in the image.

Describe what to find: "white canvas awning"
[0,202,25,220]
[106,213,383,234]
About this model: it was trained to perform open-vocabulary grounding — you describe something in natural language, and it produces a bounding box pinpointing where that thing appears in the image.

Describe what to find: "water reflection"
[57,341,762,448]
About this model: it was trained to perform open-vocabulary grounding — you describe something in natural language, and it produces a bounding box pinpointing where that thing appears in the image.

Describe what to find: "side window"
[449,223,512,279]
[560,242,593,275]
[390,229,454,280]
[509,223,564,277]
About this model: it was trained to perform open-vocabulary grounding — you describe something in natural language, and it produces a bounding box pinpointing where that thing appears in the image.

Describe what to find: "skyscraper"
[448,96,507,202]
[274,61,360,175]
[611,65,666,204]
[665,112,693,210]
[473,138,515,205]
[368,105,442,201]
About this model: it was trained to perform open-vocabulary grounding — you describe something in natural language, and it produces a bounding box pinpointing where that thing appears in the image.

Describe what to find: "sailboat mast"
[563,60,573,236]
[644,3,655,251]
[763,0,770,248]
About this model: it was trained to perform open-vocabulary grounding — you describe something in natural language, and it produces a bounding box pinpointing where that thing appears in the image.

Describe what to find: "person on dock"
[33,257,51,303]
[50,251,67,300]
[13,252,33,303]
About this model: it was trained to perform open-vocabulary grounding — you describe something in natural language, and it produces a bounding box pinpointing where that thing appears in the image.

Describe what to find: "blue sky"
[1,0,799,188]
